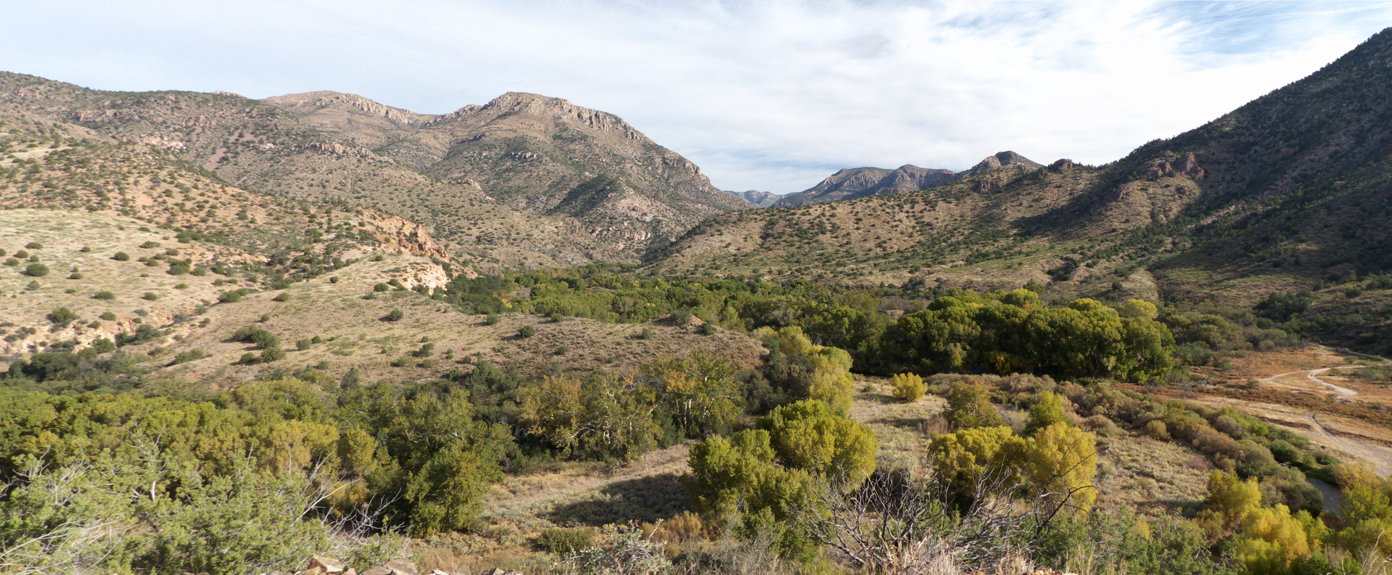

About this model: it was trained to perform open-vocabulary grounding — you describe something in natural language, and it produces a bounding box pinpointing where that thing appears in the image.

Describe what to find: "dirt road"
[1258,363,1392,475]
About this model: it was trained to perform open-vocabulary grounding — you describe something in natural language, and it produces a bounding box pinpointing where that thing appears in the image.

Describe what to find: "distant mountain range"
[727,190,782,208]
[773,151,1041,208]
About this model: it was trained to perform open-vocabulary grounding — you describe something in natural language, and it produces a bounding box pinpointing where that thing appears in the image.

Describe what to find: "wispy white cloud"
[3,1,1389,193]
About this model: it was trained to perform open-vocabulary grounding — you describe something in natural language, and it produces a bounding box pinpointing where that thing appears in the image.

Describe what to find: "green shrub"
[100,311,117,321]
[260,347,286,363]
[518,325,536,339]
[538,528,594,555]
[140,241,160,248]
[68,272,83,280]
[25,241,42,249]
[175,283,188,290]
[233,326,279,350]
[47,307,78,325]
[485,314,500,325]
[329,276,339,284]
[93,291,115,300]
[15,250,29,259]
[374,283,389,293]
[112,251,130,261]
[296,338,312,351]
[219,290,243,303]
[24,263,49,277]
[170,349,206,365]
[142,292,159,301]
[273,292,290,302]
[2,258,16,266]
[383,309,404,322]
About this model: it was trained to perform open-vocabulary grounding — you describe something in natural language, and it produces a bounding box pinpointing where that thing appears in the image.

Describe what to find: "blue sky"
[5,1,1390,194]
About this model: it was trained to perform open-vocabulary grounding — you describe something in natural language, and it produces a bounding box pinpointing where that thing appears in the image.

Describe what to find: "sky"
[5,1,1391,194]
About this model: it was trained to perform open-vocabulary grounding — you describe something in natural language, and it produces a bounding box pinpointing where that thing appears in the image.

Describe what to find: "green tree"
[643,351,742,438]
[518,374,660,460]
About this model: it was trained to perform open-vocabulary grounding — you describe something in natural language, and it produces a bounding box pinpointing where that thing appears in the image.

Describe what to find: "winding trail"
[1259,364,1392,475]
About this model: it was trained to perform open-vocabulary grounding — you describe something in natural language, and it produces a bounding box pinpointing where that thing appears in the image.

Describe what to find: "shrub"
[100,311,117,321]
[1145,420,1170,441]
[671,307,693,326]
[518,325,536,339]
[296,339,312,351]
[700,322,717,335]
[373,283,389,293]
[175,283,188,290]
[329,276,339,284]
[555,345,569,356]
[25,241,42,249]
[47,307,78,325]
[944,381,1005,429]
[113,251,130,261]
[15,250,29,259]
[140,241,160,248]
[93,291,115,300]
[170,349,206,365]
[890,373,926,401]
[233,326,279,350]
[142,292,159,301]
[538,528,594,555]
[485,314,500,325]
[219,290,243,303]
[2,258,16,266]
[272,292,290,302]
[260,347,286,363]
[24,263,49,277]
[383,309,404,322]
[68,272,83,280]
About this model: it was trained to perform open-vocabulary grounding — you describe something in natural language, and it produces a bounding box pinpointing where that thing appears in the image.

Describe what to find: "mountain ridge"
[773,151,1041,208]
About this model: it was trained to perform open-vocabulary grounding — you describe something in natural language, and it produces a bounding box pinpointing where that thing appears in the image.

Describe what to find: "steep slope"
[651,161,1084,289]
[0,75,744,268]
[772,151,1038,208]
[413,92,748,253]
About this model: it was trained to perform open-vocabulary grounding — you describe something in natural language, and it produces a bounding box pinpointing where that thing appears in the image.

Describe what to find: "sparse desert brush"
[537,527,595,555]
[891,373,926,401]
